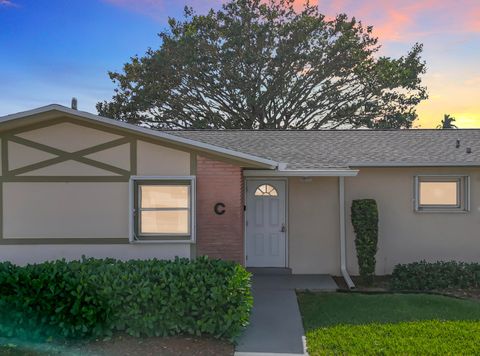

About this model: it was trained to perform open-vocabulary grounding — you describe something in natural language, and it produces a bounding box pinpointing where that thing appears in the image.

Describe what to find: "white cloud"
[0,0,18,7]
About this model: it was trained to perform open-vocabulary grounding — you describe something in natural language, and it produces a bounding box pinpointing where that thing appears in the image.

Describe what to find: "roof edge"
[244,168,359,177]
[0,104,279,169]
[349,162,480,167]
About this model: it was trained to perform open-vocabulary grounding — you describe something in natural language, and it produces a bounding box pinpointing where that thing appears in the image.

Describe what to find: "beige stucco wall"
[287,167,480,276]
[7,141,54,171]
[16,122,122,152]
[3,182,129,238]
[345,167,480,275]
[20,161,120,176]
[0,244,191,266]
[137,140,190,176]
[288,177,341,274]
[85,143,130,171]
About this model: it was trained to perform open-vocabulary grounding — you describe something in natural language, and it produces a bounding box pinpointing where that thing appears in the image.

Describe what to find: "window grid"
[137,185,191,236]
[255,184,278,197]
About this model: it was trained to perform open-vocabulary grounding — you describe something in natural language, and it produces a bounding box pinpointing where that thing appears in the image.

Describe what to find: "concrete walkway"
[235,273,338,356]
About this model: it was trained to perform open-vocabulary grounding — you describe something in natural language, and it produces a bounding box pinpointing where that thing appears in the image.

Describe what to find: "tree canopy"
[97,0,428,129]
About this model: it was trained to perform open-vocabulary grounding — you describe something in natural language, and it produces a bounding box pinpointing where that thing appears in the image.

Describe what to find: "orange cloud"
[466,7,480,32]
[295,0,480,41]
[103,0,480,41]
[415,69,480,129]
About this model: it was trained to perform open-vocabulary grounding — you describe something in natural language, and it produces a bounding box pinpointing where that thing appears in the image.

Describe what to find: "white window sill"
[414,209,470,214]
[129,239,195,244]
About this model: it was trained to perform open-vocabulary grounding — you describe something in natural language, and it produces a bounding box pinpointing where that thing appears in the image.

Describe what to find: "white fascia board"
[0,105,278,169]
[349,162,480,167]
[243,169,359,177]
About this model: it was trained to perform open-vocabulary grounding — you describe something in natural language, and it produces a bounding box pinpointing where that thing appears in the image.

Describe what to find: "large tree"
[97,0,427,129]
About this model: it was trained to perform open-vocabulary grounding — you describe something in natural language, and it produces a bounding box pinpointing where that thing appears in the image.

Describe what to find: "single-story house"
[0,104,479,287]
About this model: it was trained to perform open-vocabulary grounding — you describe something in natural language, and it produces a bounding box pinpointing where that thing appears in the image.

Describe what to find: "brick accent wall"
[195,155,244,264]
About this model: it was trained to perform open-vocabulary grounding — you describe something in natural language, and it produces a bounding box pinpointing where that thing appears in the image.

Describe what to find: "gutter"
[349,162,480,167]
[339,176,355,289]
[243,168,359,177]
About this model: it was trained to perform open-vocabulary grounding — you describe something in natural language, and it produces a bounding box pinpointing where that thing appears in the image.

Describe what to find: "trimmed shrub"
[351,199,379,285]
[391,260,480,290]
[0,259,111,339]
[0,257,252,341]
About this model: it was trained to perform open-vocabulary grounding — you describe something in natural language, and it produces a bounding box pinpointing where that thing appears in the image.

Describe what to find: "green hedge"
[351,199,379,285]
[391,260,480,290]
[0,257,252,341]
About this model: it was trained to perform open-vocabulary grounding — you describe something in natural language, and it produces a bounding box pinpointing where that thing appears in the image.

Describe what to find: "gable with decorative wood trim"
[0,116,191,244]
[3,118,137,181]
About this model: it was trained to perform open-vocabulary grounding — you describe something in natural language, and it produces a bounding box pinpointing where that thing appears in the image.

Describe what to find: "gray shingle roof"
[168,130,480,170]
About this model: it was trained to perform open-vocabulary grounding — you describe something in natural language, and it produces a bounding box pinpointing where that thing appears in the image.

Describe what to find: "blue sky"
[0,0,166,113]
[1,0,479,128]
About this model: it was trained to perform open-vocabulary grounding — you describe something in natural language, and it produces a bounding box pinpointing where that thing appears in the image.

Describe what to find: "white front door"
[246,180,286,267]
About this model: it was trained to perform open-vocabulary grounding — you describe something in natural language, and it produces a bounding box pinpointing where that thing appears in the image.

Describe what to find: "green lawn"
[298,292,480,355]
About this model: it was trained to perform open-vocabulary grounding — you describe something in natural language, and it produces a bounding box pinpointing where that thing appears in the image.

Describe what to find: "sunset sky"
[1,0,479,128]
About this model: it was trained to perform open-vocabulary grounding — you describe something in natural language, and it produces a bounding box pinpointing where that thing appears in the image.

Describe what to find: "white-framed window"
[129,176,195,242]
[414,175,470,213]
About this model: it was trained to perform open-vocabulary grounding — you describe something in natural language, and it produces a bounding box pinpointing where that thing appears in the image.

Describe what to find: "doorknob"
[281,224,286,232]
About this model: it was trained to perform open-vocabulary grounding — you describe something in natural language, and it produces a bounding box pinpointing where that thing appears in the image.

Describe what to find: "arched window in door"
[254,184,278,197]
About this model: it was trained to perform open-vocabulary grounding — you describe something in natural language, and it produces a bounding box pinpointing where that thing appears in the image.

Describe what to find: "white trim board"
[244,169,359,177]
[350,162,480,167]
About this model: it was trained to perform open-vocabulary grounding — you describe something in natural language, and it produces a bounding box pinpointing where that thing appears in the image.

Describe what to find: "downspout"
[339,176,355,289]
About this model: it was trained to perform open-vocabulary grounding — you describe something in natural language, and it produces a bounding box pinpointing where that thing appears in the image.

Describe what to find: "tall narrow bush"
[351,199,379,285]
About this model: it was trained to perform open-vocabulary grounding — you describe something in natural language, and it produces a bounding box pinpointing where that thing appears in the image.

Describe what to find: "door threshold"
[247,267,292,275]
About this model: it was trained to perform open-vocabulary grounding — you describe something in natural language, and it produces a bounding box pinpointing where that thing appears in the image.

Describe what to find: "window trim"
[129,176,196,243]
[414,175,470,213]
